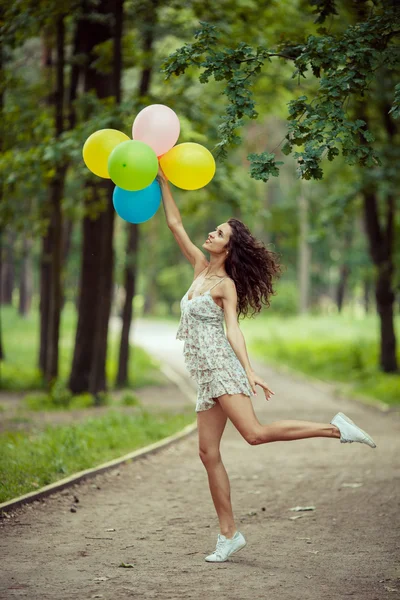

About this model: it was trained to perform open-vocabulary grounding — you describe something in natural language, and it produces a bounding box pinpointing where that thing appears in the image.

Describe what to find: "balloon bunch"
[82,104,216,224]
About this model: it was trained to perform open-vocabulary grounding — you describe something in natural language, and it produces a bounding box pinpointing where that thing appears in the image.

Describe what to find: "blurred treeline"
[1,0,399,398]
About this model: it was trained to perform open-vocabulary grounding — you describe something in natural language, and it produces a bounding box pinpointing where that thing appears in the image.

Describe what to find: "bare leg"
[197,402,237,538]
[254,419,340,443]
[217,393,340,445]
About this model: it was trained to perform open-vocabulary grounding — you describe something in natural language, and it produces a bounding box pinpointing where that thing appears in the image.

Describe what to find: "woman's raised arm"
[158,168,208,269]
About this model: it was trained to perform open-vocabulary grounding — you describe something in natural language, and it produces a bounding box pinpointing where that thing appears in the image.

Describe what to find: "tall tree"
[336,225,353,313]
[361,105,397,370]
[69,0,123,396]
[298,181,311,314]
[116,223,139,386]
[44,15,66,382]
[18,238,33,316]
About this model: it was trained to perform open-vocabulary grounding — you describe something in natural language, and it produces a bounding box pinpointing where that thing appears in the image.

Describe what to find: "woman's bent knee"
[243,427,265,445]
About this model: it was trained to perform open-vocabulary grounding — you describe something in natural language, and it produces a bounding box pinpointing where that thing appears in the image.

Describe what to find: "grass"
[241,312,400,407]
[0,304,165,392]
[0,305,196,505]
[0,406,195,503]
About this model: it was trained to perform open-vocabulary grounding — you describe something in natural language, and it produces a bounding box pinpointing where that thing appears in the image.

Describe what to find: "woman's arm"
[222,279,274,401]
[157,169,181,228]
[223,280,253,374]
[158,168,208,269]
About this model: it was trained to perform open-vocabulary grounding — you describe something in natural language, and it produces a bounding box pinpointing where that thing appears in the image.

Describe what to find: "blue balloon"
[113,179,161,224]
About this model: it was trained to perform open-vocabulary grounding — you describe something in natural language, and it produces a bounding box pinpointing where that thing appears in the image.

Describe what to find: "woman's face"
[202,222,232,255]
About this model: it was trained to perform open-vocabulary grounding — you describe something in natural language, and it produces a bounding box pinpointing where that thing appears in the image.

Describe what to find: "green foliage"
[2,0,399,393]
[49,381,73,408]
[310,0,338,24]
[22,387,110,411]
[69,393,95,409]
[23,393,50,410]
[0,407,195,503]
[0,305,165,392]
[241,313,400,406]
[95,391,112,406]
[248,152,283,181]
[120,393,141,407]
[265,280,299,315]
[162,3,399,181]
[389,83,400,120]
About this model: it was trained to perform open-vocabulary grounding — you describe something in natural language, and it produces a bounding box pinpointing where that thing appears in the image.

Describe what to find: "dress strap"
[208,277,226,292]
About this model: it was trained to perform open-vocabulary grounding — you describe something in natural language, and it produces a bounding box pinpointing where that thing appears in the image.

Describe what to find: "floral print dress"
[176,275,253,412]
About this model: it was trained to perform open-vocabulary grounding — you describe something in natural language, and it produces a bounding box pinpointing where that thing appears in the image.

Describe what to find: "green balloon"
[108,140,158,191]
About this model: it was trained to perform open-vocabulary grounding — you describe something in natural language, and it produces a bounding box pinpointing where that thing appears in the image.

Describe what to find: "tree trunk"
[0,318,3,361]
[336,225,353,313]
[88,193,115,396]
[363,278,372,314]
[38,17,66,382]
[38,29,53,373]
[39,232,51,372]
[0,230,4,360]
[44,17,66,383]
[1,235,14,305]
[336,263,350,313]
[116,0,156,385]
[116,224,139,386]
[69,211,105,393]
[61,219,73,308]
[69,0,122,398]
[359,100,398,373]
[46,167,65,381]
[375,253,397,372]
[142,213,159,315]
[0,26,4,359]
[362,188,397,372]
[298,183,311,314]
[18,239,33,317]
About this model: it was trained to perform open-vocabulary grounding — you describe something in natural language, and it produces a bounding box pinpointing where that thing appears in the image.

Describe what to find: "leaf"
[248,152,283,181]
[282,142,293,156]
[118,562,135,568]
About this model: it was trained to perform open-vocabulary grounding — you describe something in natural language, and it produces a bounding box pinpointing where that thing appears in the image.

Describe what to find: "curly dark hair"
[225,218,283,319]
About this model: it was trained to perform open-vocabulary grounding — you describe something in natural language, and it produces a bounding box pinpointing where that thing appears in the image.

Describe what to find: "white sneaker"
[331,412,376,448]
[205,531,246,562]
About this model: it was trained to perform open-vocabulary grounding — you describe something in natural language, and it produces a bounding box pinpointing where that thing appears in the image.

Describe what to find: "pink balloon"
[132,104,180,157]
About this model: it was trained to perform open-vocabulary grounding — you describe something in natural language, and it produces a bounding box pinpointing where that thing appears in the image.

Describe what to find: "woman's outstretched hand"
[246,369,275,401]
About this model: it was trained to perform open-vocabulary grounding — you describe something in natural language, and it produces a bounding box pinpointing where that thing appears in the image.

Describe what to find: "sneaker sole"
[205,541,247,563]
[337,412,377,448]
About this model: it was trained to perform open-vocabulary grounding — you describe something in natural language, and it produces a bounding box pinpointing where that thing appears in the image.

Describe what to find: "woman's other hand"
[246,369,275,401]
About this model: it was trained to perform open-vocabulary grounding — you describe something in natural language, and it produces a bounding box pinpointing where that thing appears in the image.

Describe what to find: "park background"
[0,0,399,503]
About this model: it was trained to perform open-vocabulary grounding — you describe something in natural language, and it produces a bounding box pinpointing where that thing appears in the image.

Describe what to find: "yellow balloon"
[83,129,130,178]
[159,142,216,190]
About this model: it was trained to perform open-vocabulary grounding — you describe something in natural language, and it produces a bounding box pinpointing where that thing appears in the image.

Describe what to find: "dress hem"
[195,390,253,413]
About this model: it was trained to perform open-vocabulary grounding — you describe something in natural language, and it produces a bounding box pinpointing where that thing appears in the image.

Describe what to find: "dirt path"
[1,320,399,600]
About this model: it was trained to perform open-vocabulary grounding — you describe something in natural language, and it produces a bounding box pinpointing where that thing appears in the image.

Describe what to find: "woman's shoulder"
[220,276,236,293]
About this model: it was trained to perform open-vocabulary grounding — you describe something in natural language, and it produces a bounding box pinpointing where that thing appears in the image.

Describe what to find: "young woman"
[157,168,376,564]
